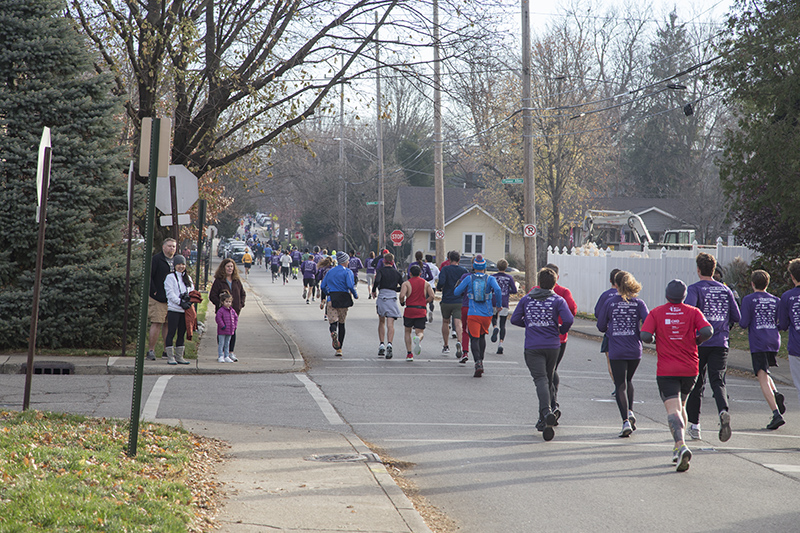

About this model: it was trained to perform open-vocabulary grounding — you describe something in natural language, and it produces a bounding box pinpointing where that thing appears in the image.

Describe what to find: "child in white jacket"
[164,254,193,365]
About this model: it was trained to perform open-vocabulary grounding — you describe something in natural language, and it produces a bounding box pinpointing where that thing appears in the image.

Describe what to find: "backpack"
[469,273,488,303]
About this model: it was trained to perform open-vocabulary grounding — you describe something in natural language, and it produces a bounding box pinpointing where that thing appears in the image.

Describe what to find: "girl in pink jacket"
[216,292,239,363]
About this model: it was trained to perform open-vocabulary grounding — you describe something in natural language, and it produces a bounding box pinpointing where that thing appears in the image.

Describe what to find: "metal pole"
[121,161,135,357]
[339,77,345,251]
[375,12,386,252]
[169,174,179,242]
[128,118,161,457]
[433,0,444,265]
[23,146,51,411]
[522,0,538,291]
[196,199,206,290]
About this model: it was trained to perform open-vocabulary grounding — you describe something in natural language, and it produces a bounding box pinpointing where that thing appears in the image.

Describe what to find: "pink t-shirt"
[642,303,711,377]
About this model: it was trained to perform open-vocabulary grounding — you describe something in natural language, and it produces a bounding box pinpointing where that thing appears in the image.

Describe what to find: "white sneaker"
[688,424,701,440]
[224,356,234,363]
[229,353,238,362]
[412,335,422,356]
[218,356,226,363]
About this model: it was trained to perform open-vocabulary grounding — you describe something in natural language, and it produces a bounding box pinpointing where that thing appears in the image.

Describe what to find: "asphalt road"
[3,260,800,532]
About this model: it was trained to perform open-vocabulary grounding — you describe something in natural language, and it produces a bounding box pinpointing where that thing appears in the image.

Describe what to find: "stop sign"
[390,230,404,246]
[155,165,199,214]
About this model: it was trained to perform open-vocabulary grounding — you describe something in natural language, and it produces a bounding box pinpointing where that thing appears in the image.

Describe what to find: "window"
[463,233,484,255]
[429,231,436,251]
[505,232,510,254]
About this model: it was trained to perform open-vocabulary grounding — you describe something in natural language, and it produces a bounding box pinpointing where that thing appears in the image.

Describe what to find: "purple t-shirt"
[510,289,574,350]
[492,272,518,308]
[348,257,363,276]
[596,294,649,360]
[270,254,280,266]
[778,286,800,357]
[686,279,741,348]
[594,287,617,317]
[739,291,781,353]
[300,259,317,279]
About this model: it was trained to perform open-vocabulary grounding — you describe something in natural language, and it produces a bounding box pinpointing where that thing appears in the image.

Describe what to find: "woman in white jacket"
[163,254,193,365]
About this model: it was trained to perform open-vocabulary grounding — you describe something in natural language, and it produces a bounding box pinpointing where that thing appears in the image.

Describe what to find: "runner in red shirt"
[641,279,712,472]
[400,265,435,361]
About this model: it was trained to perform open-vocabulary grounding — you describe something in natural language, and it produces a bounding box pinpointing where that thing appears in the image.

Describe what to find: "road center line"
[296,374,345,425]
[141,375,172,421]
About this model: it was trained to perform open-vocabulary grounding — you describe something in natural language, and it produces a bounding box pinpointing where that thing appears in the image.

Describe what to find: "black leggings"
[491,314,508,340]
[470,335,487,362]
[329,322,346,346]
[166,311,186,348]
[610,359,640,420]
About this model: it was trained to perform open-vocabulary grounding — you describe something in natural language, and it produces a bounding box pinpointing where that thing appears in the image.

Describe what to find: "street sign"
[295,231,303,240]
[523,224,537,237]
[155,165,199,214]
[435,229,445,240]
[366,201,382,206]
[502,178,524,184]
[390,229,404,246]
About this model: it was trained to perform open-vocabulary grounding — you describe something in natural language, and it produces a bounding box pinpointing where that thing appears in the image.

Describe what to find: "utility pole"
[522,0,538,290]
[338,68,345,251]
[376,12,386,252]
[433,0,445,265]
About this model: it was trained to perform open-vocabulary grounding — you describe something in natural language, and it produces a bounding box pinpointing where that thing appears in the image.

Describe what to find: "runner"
[425,254,440,323]
[348,250,364,288]
[490,259,518,354]
[264,242,273,269]
[778,258,800,412]
[739,269,785,429]
[437,251,468,358]
[300,253,318,304]
[641,279,712,471]
[596,271,649,437]
[316,256,334,320]
[454,255,502,377]
[291,247,302,279]
[241,248,253,279]
[280,249,293,285]
[399,264,435,361]
[320,251,358,357]
[510,267,574,441]
[545,263,577,410]
[685,252,741,443]
[595,268,622,391]
[365,251,376,299]
[269,250,280,282]
[372,252,404,359]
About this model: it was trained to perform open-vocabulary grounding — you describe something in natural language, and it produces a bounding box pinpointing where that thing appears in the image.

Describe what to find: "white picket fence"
[547,239,759,314]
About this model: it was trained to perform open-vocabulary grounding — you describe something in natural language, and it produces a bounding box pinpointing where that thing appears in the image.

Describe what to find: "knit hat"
[665,279,687,303]
[473,254,486,270]
[173,254,186,265]
[336,251,350,264]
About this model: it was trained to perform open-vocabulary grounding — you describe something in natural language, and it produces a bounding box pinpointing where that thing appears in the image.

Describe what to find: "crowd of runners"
[225,224,800,472]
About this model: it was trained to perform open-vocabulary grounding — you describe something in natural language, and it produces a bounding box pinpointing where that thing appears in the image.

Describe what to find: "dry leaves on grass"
[186,435,230,533]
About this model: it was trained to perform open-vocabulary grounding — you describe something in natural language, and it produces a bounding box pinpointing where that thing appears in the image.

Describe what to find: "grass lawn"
[0,410,224,532]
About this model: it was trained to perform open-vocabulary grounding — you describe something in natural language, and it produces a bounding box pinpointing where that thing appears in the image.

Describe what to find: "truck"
[581,210,696,250]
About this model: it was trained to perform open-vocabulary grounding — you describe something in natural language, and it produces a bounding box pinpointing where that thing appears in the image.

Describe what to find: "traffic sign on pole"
[523,224,537,237]
[390,229,404,246]
[435,229,445,240]
[502,178,524,184]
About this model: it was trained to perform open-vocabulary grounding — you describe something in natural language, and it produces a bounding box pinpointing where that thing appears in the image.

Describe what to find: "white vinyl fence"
[547,239,759,314]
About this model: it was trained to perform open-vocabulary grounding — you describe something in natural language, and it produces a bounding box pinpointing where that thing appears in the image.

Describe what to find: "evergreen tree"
[715,0,800,257]
[0,0,131,348]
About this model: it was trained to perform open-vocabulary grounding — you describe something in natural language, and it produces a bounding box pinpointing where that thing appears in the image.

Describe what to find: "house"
[393,186,524,262]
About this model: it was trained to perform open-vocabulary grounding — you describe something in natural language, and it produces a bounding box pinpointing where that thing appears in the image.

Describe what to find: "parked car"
[458,255,520,273]
[228,243,248,263]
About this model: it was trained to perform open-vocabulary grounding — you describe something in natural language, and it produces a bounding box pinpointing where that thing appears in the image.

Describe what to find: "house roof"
[394,186,481,230]
[591,197,691,225]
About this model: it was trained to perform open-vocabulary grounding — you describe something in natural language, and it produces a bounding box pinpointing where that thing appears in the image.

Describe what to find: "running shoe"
[718,411,731,442]
[229,353,238,362]
[406,352,414,362]
[378,344,386,357]
[628,411,637,431]
[335,349,342,357]
[553,407,561,426]
[543,411,557,441]
[427,309,433,323]
[535,419,545,432]
[459,354,469,364]
[302,289,307,299]
[146,350,156,361]
[442,345,450,355]
[451,331,457,339]
[331,331,340,350]
[688,424,701,440]
[306,299,310,304]
[473,361,483,378]
[455,341,463,359]
[619,420,633,438]
[766,413,785,430]
[386,344,393,360]
[676,445,692,472]
[217,356,226,363]
[491,327,499,343]
[224,356,234,363]
[672,447,679,463]
[775,391,786,415]
[496,346,504,355]
[412,335,422,356]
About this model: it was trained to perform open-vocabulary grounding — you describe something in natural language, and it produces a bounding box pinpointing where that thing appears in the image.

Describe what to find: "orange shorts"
[467,315,492,337]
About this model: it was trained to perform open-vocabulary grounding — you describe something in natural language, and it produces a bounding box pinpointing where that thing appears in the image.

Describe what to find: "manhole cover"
[305,453,380,463]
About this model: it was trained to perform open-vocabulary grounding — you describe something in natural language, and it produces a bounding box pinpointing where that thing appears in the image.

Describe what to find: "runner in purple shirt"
[740,269,785,429]
[596,271,649,437]
[778,258,800,412]
[347,249,364,284]
[595,269,621,389]
[510,267,573,442]
[685,252,741,443]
